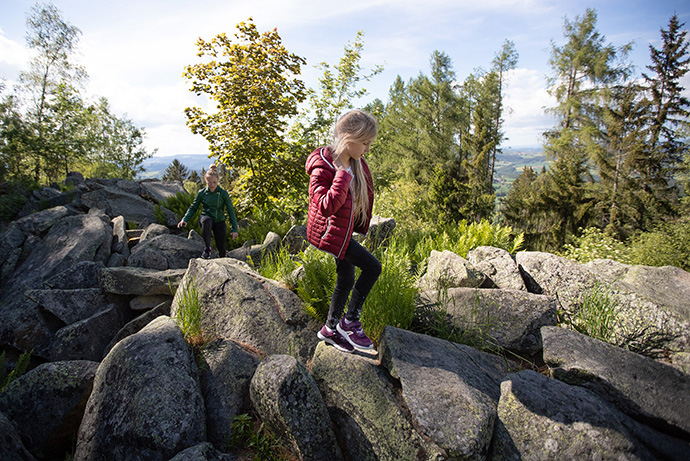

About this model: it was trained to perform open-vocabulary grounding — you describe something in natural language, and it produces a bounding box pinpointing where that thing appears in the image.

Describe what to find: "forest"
[1,4,689,270]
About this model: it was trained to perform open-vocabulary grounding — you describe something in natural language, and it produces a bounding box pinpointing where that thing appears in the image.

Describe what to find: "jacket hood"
[305,147,336,176]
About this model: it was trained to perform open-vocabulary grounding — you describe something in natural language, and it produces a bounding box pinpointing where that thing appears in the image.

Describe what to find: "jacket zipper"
[320,217,331,240]
[336,199,354,259]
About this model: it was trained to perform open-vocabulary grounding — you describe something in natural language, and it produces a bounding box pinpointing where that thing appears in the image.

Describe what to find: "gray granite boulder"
[170,258,320,365]
[250,354,343,461]
[0,360,99,457]
[379,326,508,458]
[74,316,206,460]
[490,369,690,460]
[311,342,444,459]
[418,249,486,291]
[198,338,260,451]
[128,234,204,270]
[467,245,526,290]
[542,325,690,439]
[419,287,558,354]
[98,266,186,296]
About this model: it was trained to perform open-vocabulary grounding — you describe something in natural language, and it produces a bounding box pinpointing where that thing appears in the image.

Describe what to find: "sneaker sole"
[337,324,374,350]
[317,331,353,353]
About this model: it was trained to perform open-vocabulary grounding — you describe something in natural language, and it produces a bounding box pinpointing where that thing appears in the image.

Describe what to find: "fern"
[1,350,32,393]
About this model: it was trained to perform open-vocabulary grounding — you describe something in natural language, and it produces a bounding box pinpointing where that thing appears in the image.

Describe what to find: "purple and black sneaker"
[317,325,354,353]
[337,318,373,350]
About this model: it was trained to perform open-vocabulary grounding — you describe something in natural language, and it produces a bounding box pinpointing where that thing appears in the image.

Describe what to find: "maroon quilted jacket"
[306,147,374,259]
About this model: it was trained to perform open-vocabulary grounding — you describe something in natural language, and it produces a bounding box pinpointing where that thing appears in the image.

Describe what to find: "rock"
[366,215,396,244]
[170,258,320,364]
[0,412,36,461]
[3,209,112,297]
[311,342,444,459]
[542,325,690,439]
[14,205,72,235]
[250,354,343,461]
[130,294,173,311]
[379,327,508,458]
[490,369,690,460]
[467,246,526,290]
[0,222,25,267]
[42,261,105,289]
[419,287,558,354]
[74,316,206,460]
[282,225,308,254]
[516,251,597,301]
[80,185,178,227]
[102,301,171,358]
[48,301,128,361]
[98,266,186,296]
[64,171,84,188]
[111,216,130,257]
[128,234,204,270]
[417,249,486,291]
[168,442,236,461]
[140,180,187,204]
[0,360,99,457]
[140,223,171,242]
[198,339,260,451]
[24,288,108,325]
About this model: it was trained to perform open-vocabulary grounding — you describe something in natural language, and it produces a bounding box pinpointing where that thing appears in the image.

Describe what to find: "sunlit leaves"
[183,19,306,208]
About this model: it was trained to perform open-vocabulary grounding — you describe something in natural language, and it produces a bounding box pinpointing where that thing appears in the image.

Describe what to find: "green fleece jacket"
[183,186,238,232]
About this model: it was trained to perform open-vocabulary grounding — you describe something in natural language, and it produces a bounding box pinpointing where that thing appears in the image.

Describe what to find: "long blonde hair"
[331,110,377,225]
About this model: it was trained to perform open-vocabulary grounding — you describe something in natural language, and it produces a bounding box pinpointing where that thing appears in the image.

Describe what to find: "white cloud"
[502,67,556,147]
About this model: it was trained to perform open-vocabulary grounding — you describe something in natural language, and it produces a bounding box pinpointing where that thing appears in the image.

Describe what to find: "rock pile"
[0,177,688,460]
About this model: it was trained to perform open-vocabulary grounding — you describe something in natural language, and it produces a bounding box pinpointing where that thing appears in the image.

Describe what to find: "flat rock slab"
[542,325,690,439]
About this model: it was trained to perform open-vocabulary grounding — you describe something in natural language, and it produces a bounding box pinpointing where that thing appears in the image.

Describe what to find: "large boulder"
[311,342,444,459]
[417,249,486,291]
[0,412,35,461]
[517,252,690,360]
[419,287,558,354]
[282,224,308,254]
[128,234,203,270]
[98,266,186,296]
[467,246,526,290]
[198,338,260,451]
[3,208,112,297]
[170,258,320,365]
[378,327,508,458]
[80,185,178,227]
[250,354,343,461]
[490,369,690,460]
[542,325,690,439]
[0,360,99,458]
[140,180,187,204]
[74,316,206,460]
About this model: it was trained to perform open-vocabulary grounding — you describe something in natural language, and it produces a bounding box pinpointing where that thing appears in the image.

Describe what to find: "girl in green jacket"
[177,164,238,259]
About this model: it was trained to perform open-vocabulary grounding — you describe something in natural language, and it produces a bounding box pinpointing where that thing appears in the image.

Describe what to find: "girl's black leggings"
[200,216,227,257]
[326,237,382,329]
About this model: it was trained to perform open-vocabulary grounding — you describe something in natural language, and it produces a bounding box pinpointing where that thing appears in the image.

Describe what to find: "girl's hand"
[177,221,187,228]
[231,232,239,240]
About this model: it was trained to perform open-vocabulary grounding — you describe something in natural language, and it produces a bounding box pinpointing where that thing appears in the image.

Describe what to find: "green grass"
[228,413,292,461]
[0,349,32,393]
[174,277,206,348]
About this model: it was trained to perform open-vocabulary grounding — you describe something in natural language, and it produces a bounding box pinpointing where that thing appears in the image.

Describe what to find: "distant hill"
[494,148,548,196]
[140,154,213,179]
[139,149,548,195]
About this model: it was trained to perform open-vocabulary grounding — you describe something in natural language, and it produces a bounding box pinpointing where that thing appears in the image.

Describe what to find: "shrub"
[629,221,690,271]
[562,227,633,264]
[360,238,418,342]
[295,247,336,322]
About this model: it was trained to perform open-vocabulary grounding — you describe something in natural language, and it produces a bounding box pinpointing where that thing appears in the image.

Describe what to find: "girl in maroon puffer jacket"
[306,110,382,353]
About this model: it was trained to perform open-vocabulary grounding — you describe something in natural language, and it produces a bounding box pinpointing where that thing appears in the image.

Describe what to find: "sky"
[1,0,689,158]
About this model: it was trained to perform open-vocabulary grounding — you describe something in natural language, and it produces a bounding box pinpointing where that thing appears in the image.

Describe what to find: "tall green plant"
[295,247,336,321]
[1,350,32,393]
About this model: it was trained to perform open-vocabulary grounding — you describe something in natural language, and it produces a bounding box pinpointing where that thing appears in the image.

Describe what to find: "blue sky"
[1,0,689,157]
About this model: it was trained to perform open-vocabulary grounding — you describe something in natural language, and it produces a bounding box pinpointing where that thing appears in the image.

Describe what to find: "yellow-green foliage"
[175,277,204,347]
